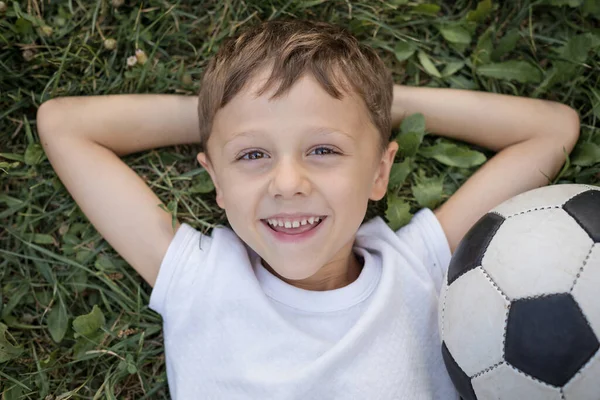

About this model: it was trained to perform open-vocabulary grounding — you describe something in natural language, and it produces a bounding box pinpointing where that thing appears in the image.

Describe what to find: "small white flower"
[127,55,137,67]
[40,26,53,37]
[135,49,148,65]
[22,49,35,62]
[104,38,117,50]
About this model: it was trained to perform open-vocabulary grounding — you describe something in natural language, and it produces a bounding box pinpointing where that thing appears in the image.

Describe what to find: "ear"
[369,141,399,201]
[197,152,225,209]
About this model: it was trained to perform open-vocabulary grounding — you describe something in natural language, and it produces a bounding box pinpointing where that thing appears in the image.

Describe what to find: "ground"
[0,0,599,398]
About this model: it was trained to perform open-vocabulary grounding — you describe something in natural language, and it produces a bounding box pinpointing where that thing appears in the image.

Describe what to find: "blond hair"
[197,19,393,152]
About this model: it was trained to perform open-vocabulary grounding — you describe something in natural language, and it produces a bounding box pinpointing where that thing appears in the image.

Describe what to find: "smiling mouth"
[262,216,326,235]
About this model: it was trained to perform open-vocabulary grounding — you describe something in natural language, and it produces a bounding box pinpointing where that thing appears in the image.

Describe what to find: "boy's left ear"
[369,141,399,201]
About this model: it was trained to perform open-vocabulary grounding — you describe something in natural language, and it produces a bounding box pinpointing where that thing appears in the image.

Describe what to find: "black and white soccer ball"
[439,184,600,400]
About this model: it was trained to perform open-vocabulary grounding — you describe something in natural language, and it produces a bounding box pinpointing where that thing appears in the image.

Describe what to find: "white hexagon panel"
[442,267,509,377]
[491,184,589,218]
[472,363,563,400]
[482,208,593,299]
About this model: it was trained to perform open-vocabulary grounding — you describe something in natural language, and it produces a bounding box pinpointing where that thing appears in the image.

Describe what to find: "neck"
[263,245,363,291]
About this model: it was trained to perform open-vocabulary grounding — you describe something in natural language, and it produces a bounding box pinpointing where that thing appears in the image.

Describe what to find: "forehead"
[210,68,377,144]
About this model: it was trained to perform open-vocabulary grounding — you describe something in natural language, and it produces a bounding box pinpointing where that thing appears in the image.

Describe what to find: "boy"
[37,20,580,399]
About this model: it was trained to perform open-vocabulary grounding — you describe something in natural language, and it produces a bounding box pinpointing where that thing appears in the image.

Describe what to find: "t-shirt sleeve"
[395,208,452,290]
[149,223,212,317]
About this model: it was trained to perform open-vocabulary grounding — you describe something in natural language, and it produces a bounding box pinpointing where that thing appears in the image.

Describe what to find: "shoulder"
[166,223,241,253]
[356,209,452,287]
[358,209,447,248]
[149,223,243,315]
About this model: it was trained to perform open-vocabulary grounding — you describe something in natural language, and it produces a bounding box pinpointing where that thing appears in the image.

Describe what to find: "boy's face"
[198,68,397,285]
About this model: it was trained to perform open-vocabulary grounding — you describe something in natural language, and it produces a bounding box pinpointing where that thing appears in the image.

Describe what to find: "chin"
[267,258,323,281]
[282,269,321,281]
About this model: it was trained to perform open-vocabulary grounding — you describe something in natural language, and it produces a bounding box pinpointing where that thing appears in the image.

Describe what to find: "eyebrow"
[224,126,355,145]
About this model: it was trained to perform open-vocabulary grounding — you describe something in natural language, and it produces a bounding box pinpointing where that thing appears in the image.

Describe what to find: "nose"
[268,156,311,199]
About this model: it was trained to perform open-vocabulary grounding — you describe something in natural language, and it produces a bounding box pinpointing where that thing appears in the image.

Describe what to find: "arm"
[391,85,580,253]
[37,95,200,287]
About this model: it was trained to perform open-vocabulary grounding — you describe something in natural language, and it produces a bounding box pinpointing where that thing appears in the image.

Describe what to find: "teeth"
[266,216,323,228]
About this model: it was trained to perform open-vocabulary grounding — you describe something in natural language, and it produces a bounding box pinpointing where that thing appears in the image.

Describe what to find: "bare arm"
[37,95,200,287]
[391,85,580,252]
[43,94,201,156]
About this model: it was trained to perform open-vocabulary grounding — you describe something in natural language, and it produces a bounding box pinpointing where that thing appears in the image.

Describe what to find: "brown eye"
[240,150,268,160]
[310,147,338,156]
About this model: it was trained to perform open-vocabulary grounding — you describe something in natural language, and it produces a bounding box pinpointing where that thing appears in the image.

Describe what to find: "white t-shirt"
[149,208,458,400]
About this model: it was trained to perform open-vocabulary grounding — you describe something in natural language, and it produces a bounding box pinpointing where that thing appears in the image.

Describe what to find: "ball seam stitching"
[505,205,561,219]
[569,242,595,293]
[471,360,504,379]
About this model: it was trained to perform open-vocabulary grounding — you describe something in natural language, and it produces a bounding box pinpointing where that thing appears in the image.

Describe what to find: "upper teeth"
[267,216,321,228]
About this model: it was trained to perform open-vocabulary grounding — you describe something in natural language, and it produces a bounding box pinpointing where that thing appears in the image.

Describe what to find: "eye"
[238,150,269,161]
[310,146,340,156]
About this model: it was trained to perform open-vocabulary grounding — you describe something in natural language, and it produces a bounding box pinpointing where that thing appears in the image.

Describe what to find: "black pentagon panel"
[505,293,599,387]
[447,213,505,285]
[563,189,600,242]
[442,342,478,400]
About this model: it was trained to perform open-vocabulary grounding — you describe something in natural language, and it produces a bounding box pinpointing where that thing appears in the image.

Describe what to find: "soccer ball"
[439,184,600,400]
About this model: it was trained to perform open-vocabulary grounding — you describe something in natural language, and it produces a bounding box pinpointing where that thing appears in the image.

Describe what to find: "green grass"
[1,0,599,398]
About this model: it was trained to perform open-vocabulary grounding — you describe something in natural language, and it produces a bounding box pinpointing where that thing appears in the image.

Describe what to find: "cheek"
[318,164,375,208]
[219,173,258,216]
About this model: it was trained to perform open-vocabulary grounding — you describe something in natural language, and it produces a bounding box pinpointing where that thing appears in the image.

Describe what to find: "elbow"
[37,98,69,140]
[561,105,581,154]
[547,103,580,155]
[37,99,58,139]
